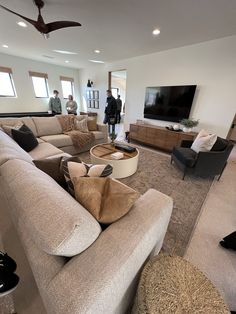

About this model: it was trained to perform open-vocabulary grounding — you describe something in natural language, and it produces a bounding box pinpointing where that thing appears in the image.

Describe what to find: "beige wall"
[0,53,81,114]
[79,35,236,137]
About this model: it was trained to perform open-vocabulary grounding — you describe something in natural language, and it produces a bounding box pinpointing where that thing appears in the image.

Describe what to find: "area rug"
[78,147,213,256]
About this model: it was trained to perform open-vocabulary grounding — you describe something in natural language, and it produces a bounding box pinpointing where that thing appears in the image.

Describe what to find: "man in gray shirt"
[48,90,62,114]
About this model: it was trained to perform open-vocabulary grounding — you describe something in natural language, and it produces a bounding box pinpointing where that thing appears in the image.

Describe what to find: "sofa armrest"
[47,189,173,314]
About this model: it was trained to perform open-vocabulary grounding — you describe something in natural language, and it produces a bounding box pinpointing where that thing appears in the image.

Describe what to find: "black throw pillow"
[33,157,67,188]
[211,137,228,151]
[11,124,38,152]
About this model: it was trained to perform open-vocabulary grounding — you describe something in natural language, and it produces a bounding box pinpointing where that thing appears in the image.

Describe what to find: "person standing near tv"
[103,90,117,133]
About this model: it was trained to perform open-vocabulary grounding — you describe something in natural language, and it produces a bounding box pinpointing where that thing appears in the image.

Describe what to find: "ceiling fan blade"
[45,21,81,33]
[0,4,37,26]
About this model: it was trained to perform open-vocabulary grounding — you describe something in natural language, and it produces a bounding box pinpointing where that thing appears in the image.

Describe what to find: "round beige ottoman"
[132,254,230,314]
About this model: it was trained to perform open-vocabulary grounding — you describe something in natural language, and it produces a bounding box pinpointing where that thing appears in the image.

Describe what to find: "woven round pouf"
[132,254,230,314]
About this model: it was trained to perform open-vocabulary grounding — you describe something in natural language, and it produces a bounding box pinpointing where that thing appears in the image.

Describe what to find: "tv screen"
[144,85,197,122]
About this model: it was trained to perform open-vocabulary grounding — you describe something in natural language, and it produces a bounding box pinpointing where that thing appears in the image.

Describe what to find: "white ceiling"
[0,0,236,69]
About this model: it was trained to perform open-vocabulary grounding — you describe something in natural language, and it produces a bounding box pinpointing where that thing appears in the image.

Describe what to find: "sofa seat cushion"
[29,142,63,160]
[173,147,197,167]
[32,117,62,137]
[0,130,33,166]
[40,134,73,147]
[91,131,105,140]
[1,159,102,257]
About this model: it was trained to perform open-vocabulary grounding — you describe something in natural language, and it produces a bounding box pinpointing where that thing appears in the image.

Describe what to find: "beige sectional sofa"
[0,115,108,156]
[0,121,173,314]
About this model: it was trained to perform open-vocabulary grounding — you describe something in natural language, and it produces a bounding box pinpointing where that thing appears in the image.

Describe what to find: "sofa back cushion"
[0,129,33,166]
[1,159,101,257]
[32,117,62,137]
[0,117,38,136]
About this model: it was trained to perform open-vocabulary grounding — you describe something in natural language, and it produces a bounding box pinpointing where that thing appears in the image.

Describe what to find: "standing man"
[116,95,122,123]
[48,90,62,115]
[103,90,117,133]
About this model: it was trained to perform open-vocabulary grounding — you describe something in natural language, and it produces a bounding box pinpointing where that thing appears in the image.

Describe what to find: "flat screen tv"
[144,85,197,122]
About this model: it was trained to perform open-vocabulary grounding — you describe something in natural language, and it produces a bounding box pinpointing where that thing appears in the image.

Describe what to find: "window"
[29,71,49,98]
[0,66,16,97]
[60,76,74,99]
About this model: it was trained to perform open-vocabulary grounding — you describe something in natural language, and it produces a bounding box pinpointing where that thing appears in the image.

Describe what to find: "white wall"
[79,35,236,137]
[0,53,81,114]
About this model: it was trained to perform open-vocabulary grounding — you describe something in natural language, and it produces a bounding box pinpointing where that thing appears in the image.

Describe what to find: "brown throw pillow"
[73,177,140,224]
[87,117,97,131]
[33,157,66,188]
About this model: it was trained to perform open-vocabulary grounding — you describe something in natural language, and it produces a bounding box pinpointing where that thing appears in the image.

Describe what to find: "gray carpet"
[79,147,213,256]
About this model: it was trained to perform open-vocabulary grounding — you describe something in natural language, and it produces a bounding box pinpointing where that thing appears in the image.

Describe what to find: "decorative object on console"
[173,124,180,130]
[72,177,140,224]
[180,118,199,132]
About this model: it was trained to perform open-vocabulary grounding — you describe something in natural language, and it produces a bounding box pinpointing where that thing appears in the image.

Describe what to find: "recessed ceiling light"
[65,60,70,63]
[17,21,27,28]
[89,60,105,64]
[94,50,100,54]
[2,44,8,48]
[152,28,160,35]
[53,50,77,55]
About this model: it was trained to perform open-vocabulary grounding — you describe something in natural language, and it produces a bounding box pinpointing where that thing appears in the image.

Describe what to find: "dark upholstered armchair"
[171,137,234,180]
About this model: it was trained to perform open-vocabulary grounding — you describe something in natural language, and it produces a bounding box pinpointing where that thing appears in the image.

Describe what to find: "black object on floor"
[114,143,136,153]
[220,231,236,251]
[0,251,17,273]
[0,271,19,296]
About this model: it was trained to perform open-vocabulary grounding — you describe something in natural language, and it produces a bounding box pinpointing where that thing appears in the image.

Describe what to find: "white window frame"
[0,66,16,97]
[60,76,74,99]
[29,71,49,98]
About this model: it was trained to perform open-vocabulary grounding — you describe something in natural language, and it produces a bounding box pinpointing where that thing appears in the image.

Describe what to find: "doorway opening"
[108,70,127,121]
[227,113,236,143]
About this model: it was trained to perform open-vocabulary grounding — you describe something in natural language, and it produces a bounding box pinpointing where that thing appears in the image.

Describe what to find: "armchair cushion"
[172,147,197,167]
[211,137,228,151]
[191,129,217,153]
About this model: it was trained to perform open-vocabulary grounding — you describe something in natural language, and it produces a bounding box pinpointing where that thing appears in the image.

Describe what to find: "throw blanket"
[57,115,95,149]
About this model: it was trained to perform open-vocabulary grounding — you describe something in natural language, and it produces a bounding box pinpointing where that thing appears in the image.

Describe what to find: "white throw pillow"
[191,129,217,153]
[74,117,89,132]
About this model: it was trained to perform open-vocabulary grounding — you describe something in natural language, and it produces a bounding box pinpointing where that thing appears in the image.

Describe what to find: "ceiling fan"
[0,0,81,39]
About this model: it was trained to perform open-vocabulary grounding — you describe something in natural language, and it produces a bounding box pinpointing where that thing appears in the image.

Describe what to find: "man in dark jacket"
[103,90,117,132]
